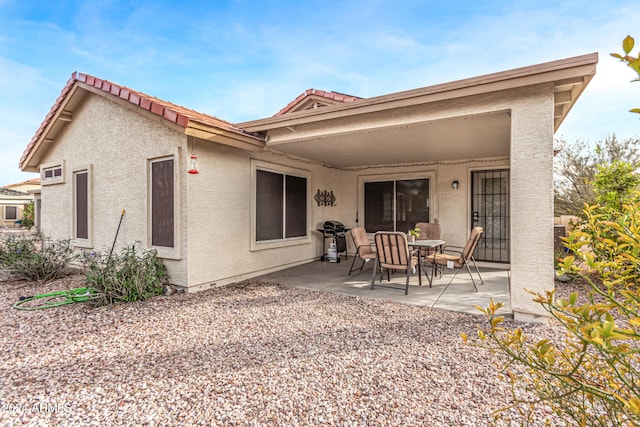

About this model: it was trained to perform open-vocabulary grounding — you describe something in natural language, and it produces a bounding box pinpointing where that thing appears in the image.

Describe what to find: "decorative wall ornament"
[315,189,336,206]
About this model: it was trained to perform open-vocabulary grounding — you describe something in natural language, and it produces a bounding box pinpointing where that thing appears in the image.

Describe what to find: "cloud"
[1,0,639,186]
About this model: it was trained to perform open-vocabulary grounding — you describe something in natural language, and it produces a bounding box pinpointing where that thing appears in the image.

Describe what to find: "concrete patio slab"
[257,257,511,317]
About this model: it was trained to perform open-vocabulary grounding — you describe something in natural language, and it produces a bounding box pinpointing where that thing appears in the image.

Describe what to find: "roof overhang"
[0,199,32,205]
[20,74,266,172]
[238,53,597,168]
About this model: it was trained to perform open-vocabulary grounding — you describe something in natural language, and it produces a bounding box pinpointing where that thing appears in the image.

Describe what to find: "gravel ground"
[0,271,577,427]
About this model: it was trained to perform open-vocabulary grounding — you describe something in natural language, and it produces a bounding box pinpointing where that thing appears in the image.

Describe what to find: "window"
[41,162,65,185]
[5,206,17,220]
[150,158,174,248]
[72,166,92,246]
[74,171,88,239]
[44,167,62,179]
[364,178,430,232]
[254,164,308,244]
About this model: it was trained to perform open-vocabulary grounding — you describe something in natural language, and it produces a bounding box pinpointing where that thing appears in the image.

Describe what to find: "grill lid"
[323,220,345,232]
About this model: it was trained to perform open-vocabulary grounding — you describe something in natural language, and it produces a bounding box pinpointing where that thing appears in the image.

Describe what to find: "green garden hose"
[13,287,96,310]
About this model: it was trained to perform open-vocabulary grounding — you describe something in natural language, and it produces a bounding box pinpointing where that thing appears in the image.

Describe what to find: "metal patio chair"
[371,231,421,295]
[414,222,442,257]
[428,227,484,306]
[348,227,376,275]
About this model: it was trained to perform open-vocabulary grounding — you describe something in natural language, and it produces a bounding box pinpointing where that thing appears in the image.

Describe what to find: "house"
[19,52,598,321]
[0,178,39,228]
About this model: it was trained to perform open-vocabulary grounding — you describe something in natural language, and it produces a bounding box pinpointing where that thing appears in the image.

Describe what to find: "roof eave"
[20,73,267,171]
[20,79,81,172]
[237,52,598,132]
[185,121,265,152]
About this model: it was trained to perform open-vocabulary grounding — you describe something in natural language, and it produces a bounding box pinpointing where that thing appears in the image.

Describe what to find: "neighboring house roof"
[5,178,40,190]
[20,73,266,172]
[0,187,29,197]
[275,89,362,116]
[6,177,41,186]
[0,187,32,205]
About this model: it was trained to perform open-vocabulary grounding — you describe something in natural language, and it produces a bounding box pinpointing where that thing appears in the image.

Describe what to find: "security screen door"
[471,170,510,263]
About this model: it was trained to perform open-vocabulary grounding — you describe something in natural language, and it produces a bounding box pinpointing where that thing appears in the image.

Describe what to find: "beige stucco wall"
[183,141,512,291]
[1,204,28,225]
[184,142,354,290]
[38,94,189,285]
[509,85,555,321]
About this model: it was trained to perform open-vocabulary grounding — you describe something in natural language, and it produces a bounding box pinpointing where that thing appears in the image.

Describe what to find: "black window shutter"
[5,206,17,220]
[152,159,174,247]
[256,170,284,241]
[75,172,88,239]
[285,175,306,238]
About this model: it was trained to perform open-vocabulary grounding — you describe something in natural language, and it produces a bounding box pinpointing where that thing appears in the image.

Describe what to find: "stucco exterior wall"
[184,142,354,290]
[38,94,189,285]
[1,204,28,226]
[509,85,555,321]
[184,140,510,292]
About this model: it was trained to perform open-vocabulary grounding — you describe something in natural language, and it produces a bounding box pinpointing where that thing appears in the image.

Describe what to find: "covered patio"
[240,52,597,321]
[257,257,511,317]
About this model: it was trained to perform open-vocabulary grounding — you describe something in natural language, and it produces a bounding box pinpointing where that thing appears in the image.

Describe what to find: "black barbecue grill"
[317,220,348,262]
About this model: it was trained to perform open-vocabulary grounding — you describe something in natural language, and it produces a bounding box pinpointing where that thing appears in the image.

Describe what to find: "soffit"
[266,110,512,168]
[237,53,597,169]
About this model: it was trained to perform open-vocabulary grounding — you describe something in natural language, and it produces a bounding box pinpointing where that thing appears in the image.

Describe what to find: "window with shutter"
[151,158,174,248]
[75,171,88,239]
[5,206,17,220]
[254,164,308,244]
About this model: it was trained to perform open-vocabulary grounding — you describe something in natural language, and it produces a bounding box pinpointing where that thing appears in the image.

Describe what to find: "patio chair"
[428,227,484,299]
[414,222,441,256]
[371,232,421,295]
[348,227,376,275]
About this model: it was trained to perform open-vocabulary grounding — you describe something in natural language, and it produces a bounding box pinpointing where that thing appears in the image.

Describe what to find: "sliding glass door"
[364,178,430,232]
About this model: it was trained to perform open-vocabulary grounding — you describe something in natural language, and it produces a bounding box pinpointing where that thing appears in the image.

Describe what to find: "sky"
[1,0,639,186]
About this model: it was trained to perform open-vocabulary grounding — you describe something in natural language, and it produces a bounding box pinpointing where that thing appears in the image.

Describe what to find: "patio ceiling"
[258,110,511,168]
[238,53,597,169]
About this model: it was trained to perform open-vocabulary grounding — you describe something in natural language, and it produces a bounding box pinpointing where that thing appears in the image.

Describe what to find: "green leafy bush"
[610,35,640,115]
[21,201,35,229]
[82,246,169,305]
[0,236,74,281]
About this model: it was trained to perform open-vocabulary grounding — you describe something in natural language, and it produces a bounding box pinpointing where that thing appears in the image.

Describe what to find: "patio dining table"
[408,239,445,287]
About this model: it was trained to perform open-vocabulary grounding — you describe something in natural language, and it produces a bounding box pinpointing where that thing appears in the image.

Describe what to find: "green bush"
[0,236,74,281]
[21,201,35,229]
[82,246,169,306]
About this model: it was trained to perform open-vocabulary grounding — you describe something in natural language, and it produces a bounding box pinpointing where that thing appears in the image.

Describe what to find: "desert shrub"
[0,236,74,281]
[468,188,640,425]
[466,34,640,426]
[82,245,168,305]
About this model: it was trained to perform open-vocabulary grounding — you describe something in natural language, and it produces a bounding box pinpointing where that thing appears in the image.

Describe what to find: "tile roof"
[275,89,362,116]
[20,72,263,169]
[6,178,40,188]
[0,187,30,197]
